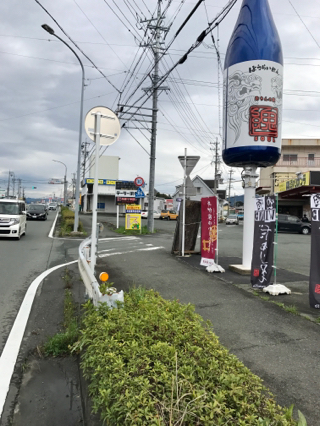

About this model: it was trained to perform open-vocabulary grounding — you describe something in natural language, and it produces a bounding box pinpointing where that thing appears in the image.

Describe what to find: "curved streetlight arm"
[52,159,67,206]
[42,24,85,230]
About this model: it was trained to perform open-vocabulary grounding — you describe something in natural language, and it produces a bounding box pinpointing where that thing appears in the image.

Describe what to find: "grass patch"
[113,225,156,235]
[316,317,320,324]
[44,289,79,357]
[283,305,299,315]
[72,287,299,425]
[59,206,86,236]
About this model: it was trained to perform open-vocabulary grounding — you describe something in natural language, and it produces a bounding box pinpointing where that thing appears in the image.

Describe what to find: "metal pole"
[41,24,85,232]
[64,170,67,206]
[182,148,187,257]
[147,0,161,233]
[91,113,101,274]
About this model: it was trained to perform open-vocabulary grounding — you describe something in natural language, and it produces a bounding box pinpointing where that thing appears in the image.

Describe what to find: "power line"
[35,0,121,93]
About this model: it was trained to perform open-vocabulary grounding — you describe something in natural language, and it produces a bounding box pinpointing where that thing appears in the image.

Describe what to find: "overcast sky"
[1,0,320,200]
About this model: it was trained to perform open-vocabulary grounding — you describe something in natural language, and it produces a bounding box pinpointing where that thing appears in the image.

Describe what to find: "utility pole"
[210,138,221,194]
[81,141,90,180]
[228,168,234,215]
[143,0,169,233]
[7,171,11,197]
[72,173,76,199]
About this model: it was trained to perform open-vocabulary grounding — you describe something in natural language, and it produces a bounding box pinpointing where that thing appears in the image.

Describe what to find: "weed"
[316,317,320,324]
[62,267,72,289]
[260,295,270,301]
[43,289,79,357]
[272,301,285,308]
[284,305,299,315]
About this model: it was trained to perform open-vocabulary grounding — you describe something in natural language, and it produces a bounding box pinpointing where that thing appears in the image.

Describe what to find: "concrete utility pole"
[145,0,169,233]
[7,171,11,197]
[210,138,221,194]
[81,141,90,180]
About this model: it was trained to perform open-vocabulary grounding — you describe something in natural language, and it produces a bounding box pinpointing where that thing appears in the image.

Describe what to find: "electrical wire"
[35,0,121,93]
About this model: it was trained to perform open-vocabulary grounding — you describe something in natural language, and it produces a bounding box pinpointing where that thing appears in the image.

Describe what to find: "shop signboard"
[200,196,217,267]
[125,213,141,230]
[251,196,276,288]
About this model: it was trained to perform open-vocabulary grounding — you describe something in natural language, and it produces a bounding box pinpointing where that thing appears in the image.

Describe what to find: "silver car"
[226,214,239,225]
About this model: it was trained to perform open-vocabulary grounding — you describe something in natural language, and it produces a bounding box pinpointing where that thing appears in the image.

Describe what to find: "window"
[283,154,297,162]
[308,153,315,165]
[196,187,202,194]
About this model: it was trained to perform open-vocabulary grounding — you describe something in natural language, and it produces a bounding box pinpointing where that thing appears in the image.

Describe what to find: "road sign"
[135,187,145,198]
[134,176,144,187]
[84,106,121,146]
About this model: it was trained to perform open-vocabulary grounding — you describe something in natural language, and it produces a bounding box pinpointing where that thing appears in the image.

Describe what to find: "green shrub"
[114,225,155,235]
[72,289,297,425]
[59,207,84,235]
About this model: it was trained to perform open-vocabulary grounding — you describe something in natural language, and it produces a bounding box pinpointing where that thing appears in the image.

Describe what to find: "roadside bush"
[72,289,298,425]
[59,207,84,235]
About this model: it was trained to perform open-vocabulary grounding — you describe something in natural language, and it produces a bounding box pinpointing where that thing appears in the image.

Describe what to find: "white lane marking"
[145,244,153,246]
[99,246,164,258]
[0,260,77,420]
[98,236,139,242]
[48,210,59,238]
[98,243,144,254]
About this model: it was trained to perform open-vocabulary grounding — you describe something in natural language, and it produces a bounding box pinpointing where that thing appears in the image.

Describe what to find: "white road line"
[98,243,144,254]
[0,260,77,420]
[99,246,164,258]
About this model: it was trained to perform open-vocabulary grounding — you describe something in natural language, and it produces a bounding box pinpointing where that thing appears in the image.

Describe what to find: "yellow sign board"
[85,179,116,185]
[125,214,141,230]
[278,172,310,193]
[126,204,141,212]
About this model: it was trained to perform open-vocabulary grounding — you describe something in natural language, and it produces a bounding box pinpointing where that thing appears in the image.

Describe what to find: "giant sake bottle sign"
[223,0,283,168]
[224,60,283,149]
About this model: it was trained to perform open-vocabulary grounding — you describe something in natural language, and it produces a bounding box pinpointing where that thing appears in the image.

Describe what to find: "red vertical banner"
[200,196,217,267]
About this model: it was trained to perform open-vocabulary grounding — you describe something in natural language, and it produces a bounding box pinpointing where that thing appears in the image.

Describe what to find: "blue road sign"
[135,187,145,198]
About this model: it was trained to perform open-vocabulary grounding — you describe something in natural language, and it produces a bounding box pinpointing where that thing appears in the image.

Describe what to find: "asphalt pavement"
[2,212,320,426]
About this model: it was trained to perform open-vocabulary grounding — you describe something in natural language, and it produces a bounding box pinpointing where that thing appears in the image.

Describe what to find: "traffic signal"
[32,186,37,189]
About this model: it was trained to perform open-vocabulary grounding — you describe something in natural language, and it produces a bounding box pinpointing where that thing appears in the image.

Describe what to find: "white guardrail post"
[78,236,124,307]
[78,236,102,306]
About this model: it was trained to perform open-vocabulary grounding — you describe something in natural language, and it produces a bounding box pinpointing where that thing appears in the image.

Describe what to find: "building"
[172,175,226,217]
[258,139,320,218]
[81,155,119,213]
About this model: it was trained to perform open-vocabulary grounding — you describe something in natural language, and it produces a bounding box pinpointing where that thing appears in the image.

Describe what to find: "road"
[103,215,311,276]
[0,211,79,357]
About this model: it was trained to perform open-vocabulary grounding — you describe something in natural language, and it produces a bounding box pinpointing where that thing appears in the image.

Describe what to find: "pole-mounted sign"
[84,106,121,273]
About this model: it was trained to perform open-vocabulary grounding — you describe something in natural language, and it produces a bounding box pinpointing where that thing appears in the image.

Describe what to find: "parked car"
[27,204,48,220]
[0,198,27,239]
[277,214,311,235]
[226,214,239,225]
[141,210,160,219]
[160,209,169,220]
[160,209,178,220]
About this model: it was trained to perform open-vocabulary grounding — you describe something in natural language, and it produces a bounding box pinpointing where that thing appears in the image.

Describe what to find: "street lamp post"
[42,24,85,231]
[52,160,67,206]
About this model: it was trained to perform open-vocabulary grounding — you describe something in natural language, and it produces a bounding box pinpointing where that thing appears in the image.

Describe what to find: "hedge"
[72,288,298,425]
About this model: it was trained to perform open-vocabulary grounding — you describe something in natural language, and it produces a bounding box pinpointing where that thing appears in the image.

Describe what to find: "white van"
[0,198,27,240]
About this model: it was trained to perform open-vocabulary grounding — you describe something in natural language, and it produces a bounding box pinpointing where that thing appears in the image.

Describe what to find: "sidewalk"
[4,213,320,426]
